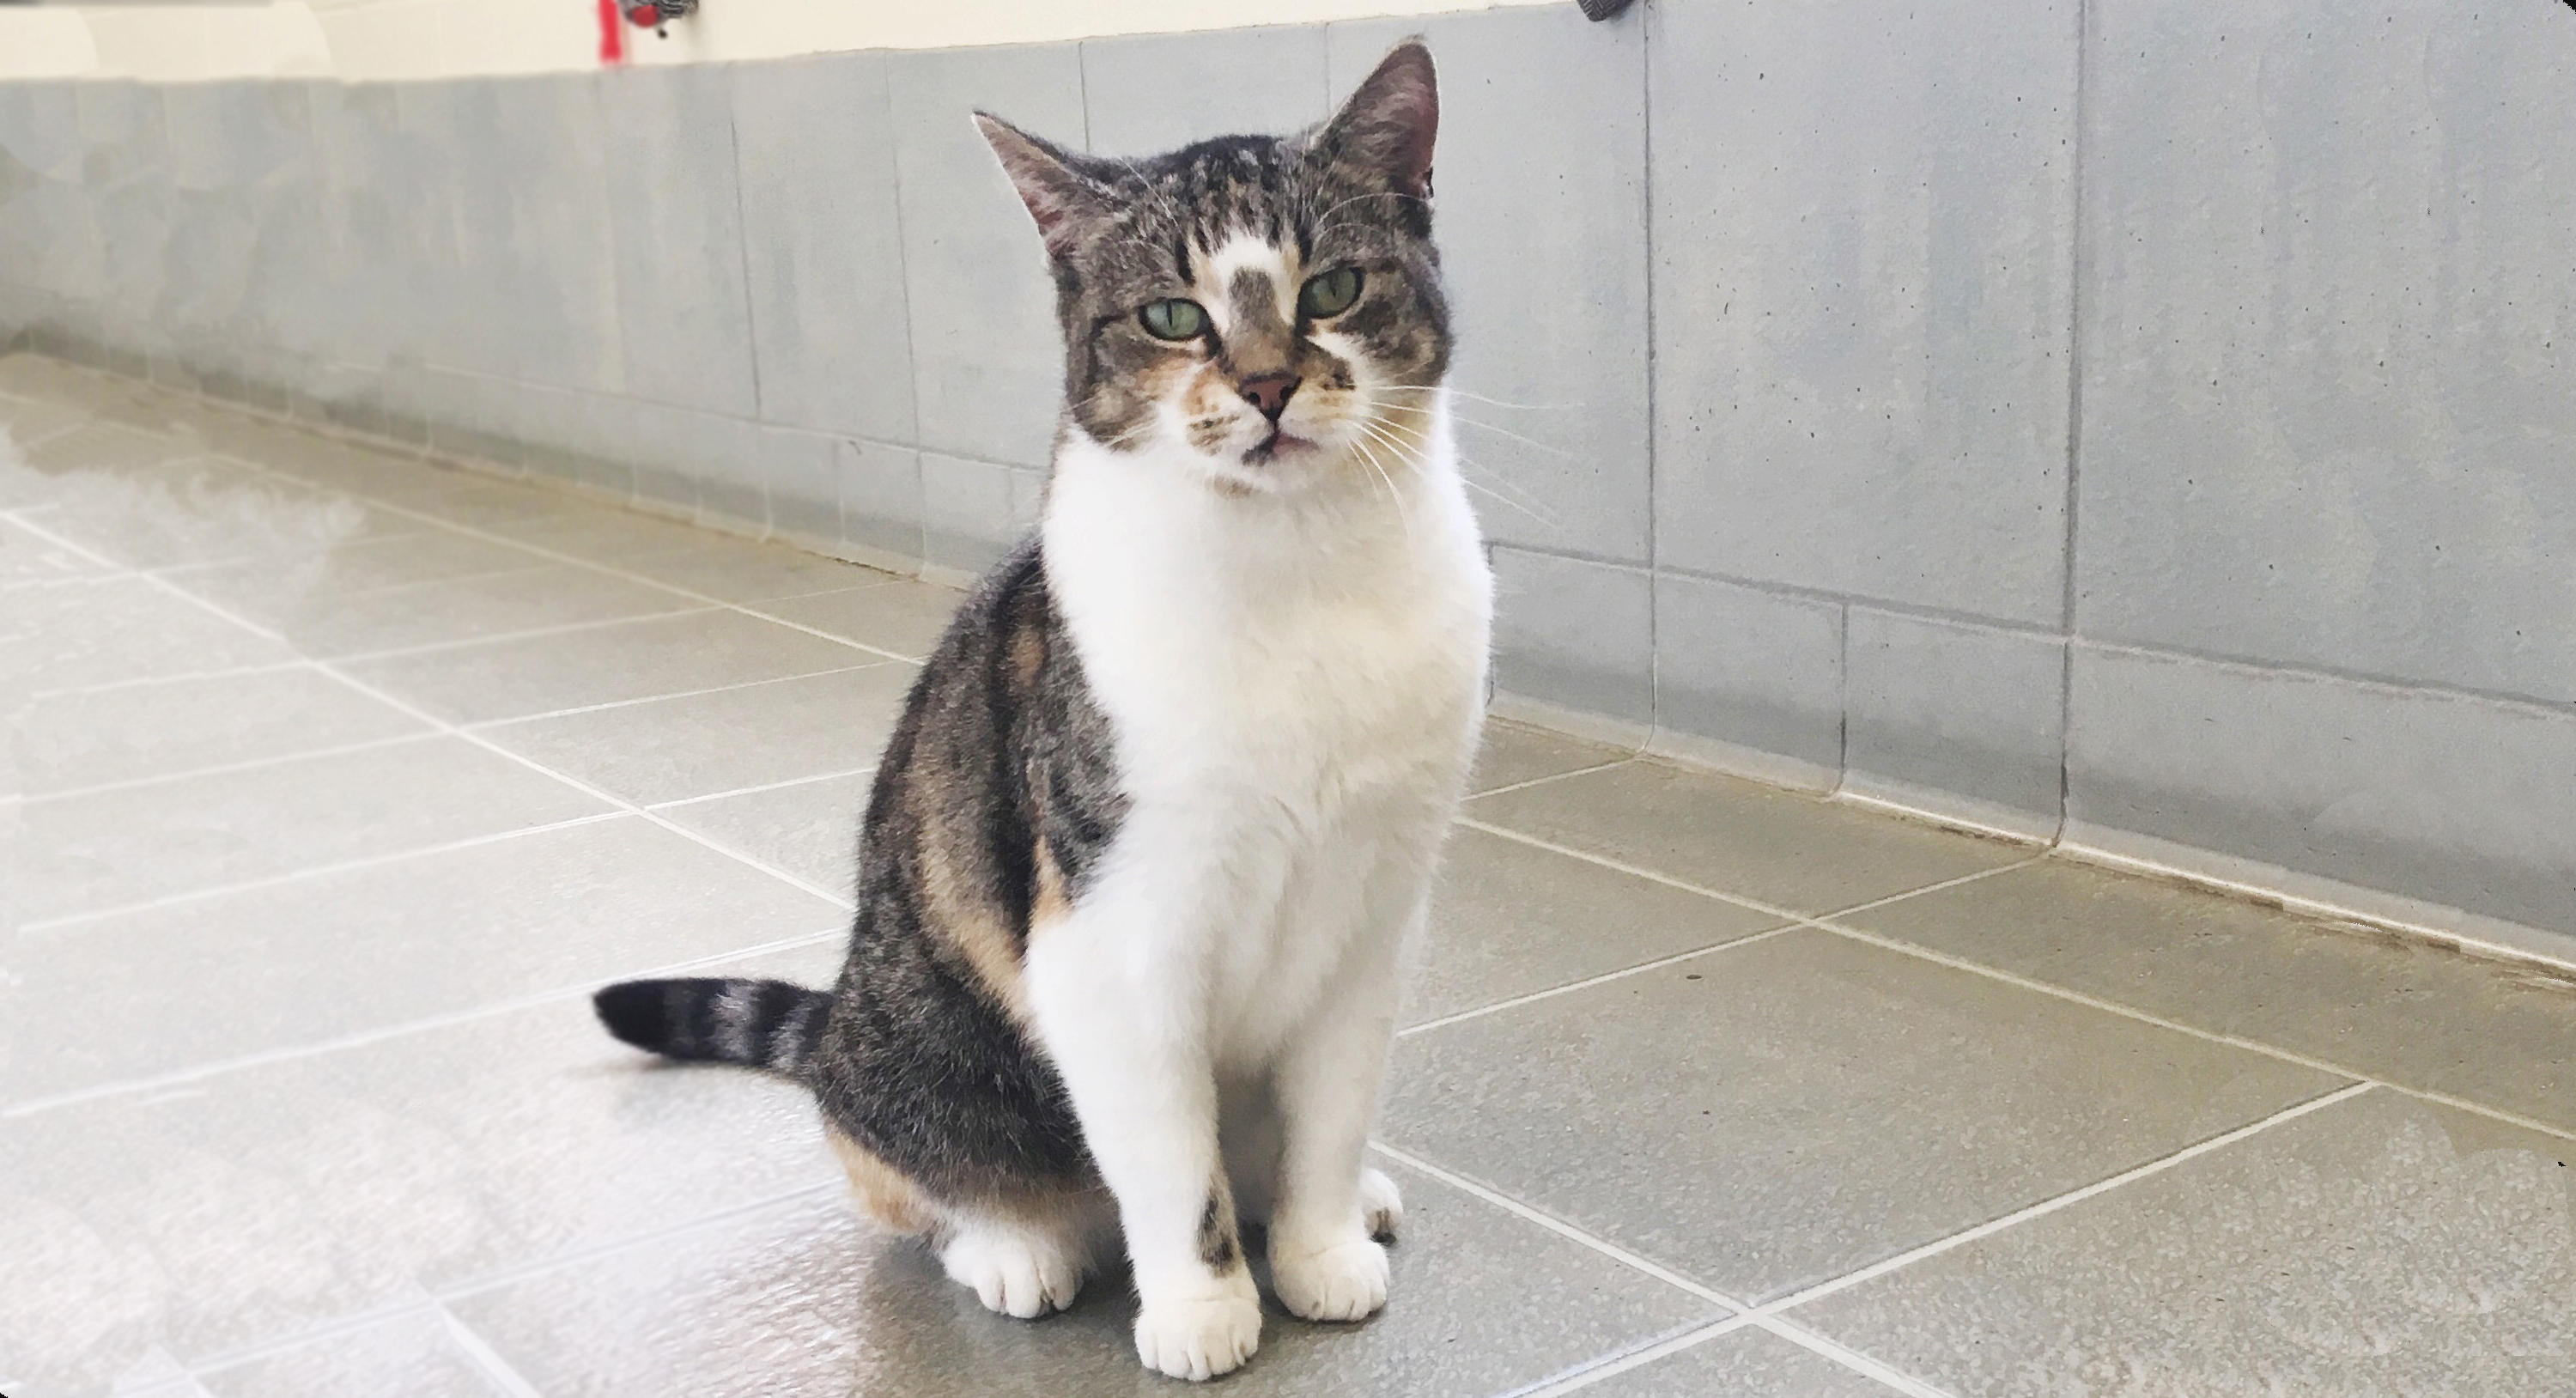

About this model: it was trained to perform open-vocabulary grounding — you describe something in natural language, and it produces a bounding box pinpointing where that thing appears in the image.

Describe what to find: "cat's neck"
[1042,393,1480,604]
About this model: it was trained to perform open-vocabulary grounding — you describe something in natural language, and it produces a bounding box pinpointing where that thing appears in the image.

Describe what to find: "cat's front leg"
[1264,897,1413,1323]
[1024,874,1261,1382]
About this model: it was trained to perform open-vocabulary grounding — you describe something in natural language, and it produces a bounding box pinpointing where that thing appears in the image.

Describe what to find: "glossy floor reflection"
[3,355,2570,1396]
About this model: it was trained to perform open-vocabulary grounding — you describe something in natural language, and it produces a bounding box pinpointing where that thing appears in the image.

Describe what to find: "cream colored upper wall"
[0,0,1562,82]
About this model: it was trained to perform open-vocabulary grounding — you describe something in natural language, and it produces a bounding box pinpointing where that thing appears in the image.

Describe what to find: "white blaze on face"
[1194,233,1300,339]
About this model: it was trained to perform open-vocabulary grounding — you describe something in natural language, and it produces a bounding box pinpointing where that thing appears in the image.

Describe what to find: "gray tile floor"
[3,353,2570,1397]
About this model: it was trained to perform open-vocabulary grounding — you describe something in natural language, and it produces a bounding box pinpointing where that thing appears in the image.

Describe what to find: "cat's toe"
[939,1224,1084,1319]
[1271,1236,1390,1322]
[1134,1284,1262,1382]
[1359,1167,1404,1241]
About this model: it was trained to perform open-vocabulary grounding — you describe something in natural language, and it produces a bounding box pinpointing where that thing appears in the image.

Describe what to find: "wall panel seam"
[2073,637,2576,721]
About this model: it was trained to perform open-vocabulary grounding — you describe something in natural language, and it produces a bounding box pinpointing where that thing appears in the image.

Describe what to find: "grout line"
[1461,756,1632,802]
[1747,1316,1955,1398]
[1507,1317,1753,1398]
[1810,916,2576,1146]
[186,431,930,664]
[1366,1140,1747,1310]
[0,927,848,1121]
[1638,0,1662,722]
[720,76,769,478]
[307,659,860,910]
[342,495,921,666]
[1455,814,2047,930]
[14,811,631,936]
[1395,922,1804,1038]
[319,603,725,666]
[185,1297,454,1381]
[461,662,896,730]
[2050,836,2576,982]
[1757,1081,2377,1316]
[21,657,316,702]
[437,1304,550,1398]
[1395,1083,2375,1398]
[1829,787,2054,848]
[9,506,865,916]
[437,1180,844,1301]
[1452,817,1807,922]
[2054,0,2092,848]
[10,731,440,807]
[647,764,878,810]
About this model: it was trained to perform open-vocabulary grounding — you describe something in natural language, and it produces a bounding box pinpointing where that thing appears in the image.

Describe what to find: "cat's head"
[976,41,1448,495]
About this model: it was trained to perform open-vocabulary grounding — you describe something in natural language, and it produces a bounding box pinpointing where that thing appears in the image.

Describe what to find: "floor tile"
[185,562,704,661]
[447,1156,1722,1398]
[19,420,202,477]
[192,1310,511,1398]
[1842,858,2576,1138]
[0,820,845,1106]
[336,610,869,725]
[222,435,518,519]
[1405,827,1787,1028]
[1467,719,1631,795]
[605,537,898,604]
[1467,760,2030,915]
[367,472,592,532]
[473,663,914,806]
[7,666,427,799]
[0,938,848,1390]
[750,580,963,660]
[1,576,298,701]
[162,530,557,619]
[1796,1089,2574,1396]
[1577,1326,1895,1397]
[21,457,427,572]
[469,502,728,563]
[7,734,609,924]
[1382,927,2349,1304]
[0,392,93,451]
[653,772,872,901]
[0,514,117,587]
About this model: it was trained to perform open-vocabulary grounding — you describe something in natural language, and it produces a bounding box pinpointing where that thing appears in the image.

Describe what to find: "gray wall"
[3,0,2573,952]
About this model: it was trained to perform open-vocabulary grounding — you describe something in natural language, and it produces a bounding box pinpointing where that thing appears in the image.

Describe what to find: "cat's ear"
[1312,40,1438,198]
[975,112,1105,262]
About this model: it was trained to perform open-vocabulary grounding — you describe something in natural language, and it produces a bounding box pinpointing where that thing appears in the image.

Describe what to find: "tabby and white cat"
[595,40,1489,1382]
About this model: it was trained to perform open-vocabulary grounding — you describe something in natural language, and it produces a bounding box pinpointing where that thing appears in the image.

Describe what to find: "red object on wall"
[597,0,625,64]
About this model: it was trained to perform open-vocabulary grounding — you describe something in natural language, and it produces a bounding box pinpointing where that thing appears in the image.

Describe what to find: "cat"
[593,40,1490,1383]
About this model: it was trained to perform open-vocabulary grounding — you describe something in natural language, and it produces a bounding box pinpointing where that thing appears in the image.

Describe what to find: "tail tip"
[593,979,671,1053]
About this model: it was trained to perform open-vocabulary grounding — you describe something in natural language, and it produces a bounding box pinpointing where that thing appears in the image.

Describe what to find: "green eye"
[1139,299,1207,341]
[1298,267,1363,319]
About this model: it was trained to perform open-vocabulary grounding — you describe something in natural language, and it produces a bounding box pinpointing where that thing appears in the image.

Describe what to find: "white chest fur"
[1039,411,1492,1043]
[1042,419,1492,815]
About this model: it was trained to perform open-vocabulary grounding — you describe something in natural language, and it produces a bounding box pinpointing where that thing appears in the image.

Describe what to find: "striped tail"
[592,977,830,1076]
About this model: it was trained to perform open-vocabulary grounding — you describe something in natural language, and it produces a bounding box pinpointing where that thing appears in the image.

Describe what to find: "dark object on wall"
[625,0,697,37]
[1579,0,1638,19]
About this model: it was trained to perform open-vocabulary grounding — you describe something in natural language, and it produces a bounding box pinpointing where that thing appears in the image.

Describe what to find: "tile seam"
[7,508,861,918]
[1811,916,2576,1145]
[0,927,848,1121]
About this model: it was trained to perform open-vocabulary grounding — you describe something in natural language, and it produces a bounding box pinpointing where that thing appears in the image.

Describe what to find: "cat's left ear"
[1311,40,1438,198]
[975,112,1106,262]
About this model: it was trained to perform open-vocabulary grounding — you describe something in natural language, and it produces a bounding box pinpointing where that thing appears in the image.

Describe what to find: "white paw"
[1270,1236,1390,1322]
[1359,1167,1404,1241]
[1133,1283,1262,1382]
[939,1224,1084,1319]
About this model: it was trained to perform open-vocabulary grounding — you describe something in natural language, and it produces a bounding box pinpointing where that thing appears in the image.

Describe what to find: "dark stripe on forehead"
[1228,265,1283,335]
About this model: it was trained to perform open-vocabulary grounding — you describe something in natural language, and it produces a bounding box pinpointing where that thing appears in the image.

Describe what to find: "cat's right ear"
[975,113,1103,263]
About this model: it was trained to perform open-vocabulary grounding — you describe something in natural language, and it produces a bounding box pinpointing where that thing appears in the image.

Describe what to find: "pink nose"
[1238,373,1299,421]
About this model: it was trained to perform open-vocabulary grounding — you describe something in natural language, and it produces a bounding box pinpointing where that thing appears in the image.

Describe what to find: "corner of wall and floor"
[3,0,2572,968]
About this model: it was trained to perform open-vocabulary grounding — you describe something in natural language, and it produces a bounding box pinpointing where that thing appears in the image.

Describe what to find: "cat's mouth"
[1242,428,1316,465]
